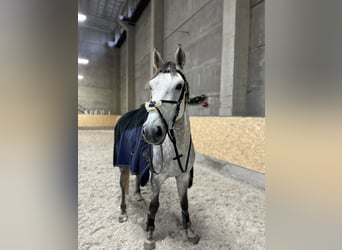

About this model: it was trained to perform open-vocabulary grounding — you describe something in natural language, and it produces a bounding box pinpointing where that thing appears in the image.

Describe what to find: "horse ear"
[175,44,186,69]
[153,48,164,71]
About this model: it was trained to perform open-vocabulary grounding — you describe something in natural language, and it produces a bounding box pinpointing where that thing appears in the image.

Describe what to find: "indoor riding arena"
[78,0,265,249]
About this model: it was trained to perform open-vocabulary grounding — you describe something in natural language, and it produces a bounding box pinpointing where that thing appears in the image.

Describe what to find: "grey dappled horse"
[114,45,199,250]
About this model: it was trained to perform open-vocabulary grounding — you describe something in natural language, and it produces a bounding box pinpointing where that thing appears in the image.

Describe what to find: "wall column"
[219,0,250,116]
[149,0,164,77]
[118,20,135,112]
[110,48,120,114]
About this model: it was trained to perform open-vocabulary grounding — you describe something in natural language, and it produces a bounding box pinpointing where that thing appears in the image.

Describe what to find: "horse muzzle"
[142,123,167,145]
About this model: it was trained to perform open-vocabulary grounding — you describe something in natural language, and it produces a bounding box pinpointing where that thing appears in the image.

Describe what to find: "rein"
[145,69,192,174]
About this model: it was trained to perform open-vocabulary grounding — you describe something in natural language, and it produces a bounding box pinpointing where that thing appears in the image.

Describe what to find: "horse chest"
[152,137,193,177]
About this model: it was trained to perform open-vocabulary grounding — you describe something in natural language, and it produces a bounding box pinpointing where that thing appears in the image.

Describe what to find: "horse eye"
[175,83,182,90]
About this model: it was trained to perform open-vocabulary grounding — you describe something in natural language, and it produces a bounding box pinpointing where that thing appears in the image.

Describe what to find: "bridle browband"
[145,69,192,174]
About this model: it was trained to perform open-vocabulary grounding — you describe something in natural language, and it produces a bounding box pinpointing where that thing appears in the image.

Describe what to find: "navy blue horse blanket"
[113,107,151,186]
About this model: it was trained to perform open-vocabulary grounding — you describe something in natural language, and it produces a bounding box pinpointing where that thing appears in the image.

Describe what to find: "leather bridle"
[144,69,192,173]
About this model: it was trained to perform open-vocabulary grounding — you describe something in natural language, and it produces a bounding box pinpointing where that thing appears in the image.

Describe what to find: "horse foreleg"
[144,176,161,250]
[119,167,129,223]
[176,173,200,244]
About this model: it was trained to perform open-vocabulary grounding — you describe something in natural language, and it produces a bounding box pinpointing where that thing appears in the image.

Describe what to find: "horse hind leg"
[119,166,129,223]
[134,175,143,202]
[176,174,200,244]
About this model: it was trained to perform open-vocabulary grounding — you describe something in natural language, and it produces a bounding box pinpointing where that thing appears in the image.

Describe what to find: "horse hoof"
[119,214,128,223]
[144,239,156,250]
[186,230,200,244]
[134,192,143,202]
[187,234,200,244]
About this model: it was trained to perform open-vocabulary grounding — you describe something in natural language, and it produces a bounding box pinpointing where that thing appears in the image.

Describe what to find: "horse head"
[142,44,189,145]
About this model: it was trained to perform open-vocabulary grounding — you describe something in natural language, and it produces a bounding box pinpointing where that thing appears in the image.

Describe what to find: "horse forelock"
[152,61,177,78]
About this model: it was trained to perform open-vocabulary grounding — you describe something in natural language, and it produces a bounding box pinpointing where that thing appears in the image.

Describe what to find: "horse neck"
[172,111,191,142]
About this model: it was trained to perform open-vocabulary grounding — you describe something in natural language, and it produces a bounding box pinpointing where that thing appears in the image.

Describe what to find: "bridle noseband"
[144,69,191,174]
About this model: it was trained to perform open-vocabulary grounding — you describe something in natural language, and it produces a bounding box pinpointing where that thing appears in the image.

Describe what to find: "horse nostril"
[156,126,162,137]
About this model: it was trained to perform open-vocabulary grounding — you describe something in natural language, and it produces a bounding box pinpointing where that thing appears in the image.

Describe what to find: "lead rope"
[148,145,164,175]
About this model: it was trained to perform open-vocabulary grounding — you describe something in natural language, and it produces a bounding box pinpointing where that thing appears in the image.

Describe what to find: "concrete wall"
[163,0,223,116]
[113,0,265,116]
[78,27,120,114]
[247,0,265,116]
[220,0,250,116]
[134,2,151,108]
[119,41,127,114]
